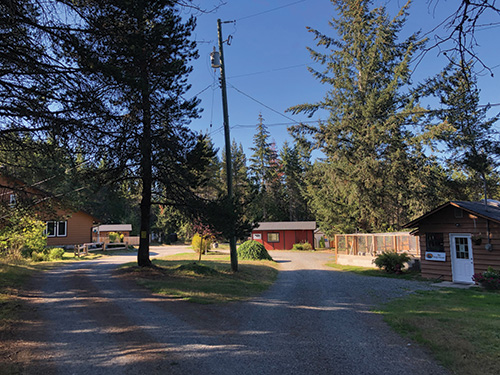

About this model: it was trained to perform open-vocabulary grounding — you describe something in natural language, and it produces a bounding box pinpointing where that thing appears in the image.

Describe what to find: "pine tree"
[281,142,311,221]
[420,62,500,201]
[55,0,214,266]
[249,113,273,189]
[221,140,254,202]
[248,115,288,221]
[288,0,438,232]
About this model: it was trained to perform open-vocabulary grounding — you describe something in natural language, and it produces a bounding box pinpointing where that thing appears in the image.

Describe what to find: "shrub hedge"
[237,240,273,261]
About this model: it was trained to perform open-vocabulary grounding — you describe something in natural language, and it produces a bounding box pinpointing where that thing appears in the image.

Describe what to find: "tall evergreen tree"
[288,0,440,232]
[221,140,254,201]
[249,113,273,189]
[281,142,311,221]
[419,62,500,201]
[248,115,287,221]
[55,0,214,266]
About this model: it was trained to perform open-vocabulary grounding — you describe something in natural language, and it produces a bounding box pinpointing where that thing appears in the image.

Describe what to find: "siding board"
[414,204,500,281]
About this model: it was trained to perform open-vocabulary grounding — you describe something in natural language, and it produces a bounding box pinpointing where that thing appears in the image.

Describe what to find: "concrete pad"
[431,281,476,289]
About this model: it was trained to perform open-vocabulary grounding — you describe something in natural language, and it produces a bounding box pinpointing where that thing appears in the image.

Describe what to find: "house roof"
[95,224,132,232]
[1,172,100,223]
[403,200,500,228]
[254,221,317,231]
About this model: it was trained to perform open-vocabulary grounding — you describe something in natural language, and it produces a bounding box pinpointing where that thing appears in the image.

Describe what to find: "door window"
[455,237,469,259]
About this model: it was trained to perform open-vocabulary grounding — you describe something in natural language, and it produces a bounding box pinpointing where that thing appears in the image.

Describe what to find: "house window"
[267,232,280,243]
[45,221,67,237]
[9,194,16,206]
[57,221,67,237]
[426,233,444,252]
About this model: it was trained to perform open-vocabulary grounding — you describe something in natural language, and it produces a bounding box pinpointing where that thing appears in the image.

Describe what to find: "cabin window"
[45,221,67,237]
[426,232,444,252]
[9,194,16,206]
[267,232,280,243]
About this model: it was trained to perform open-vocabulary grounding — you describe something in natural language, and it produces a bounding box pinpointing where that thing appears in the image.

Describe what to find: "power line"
[228,83,300,125]
[232,120,320,128]
[228,63,310,79]
[236,0,306,22]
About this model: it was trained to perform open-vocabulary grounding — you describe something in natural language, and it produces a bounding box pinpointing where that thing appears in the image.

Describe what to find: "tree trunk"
[198,237,203,262]
[137,50,152,267]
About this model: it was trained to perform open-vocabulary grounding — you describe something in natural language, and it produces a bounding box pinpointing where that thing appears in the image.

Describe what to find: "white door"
[449,234,474,284]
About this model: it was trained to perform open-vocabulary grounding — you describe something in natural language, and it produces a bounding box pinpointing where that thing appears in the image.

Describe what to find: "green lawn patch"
[326,261,426,281]
[0,260,39,326]
[118,252,278,304]
[376,288,500,375]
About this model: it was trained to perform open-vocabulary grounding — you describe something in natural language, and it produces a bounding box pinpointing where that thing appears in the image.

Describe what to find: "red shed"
[251,221,317,250]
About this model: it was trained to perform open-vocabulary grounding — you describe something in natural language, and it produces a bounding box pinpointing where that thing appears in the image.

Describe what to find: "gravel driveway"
[8,247,447,374]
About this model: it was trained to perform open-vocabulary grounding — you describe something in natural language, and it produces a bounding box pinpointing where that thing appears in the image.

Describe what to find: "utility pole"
[217,19,238,272]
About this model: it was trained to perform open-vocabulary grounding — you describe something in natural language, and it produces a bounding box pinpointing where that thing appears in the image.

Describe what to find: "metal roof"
[403,200,500,228]
[254,221,317,231]
[94,224,132,232]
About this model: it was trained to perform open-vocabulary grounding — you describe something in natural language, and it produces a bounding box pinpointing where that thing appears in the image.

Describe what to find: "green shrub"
[0,212,46,260]
[191,233,212,254]
[31,251,46,262]
[319,237,326,248]
[373,251,411,273]
[292,242,313,251]
[108,232,119,242]
[48,247,65,261]
[237,240,273,261]
[302,242,312,250]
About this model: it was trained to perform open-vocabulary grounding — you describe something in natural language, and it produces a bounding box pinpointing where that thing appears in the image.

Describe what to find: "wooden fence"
[74,242,129,257]
[334,232,420,258]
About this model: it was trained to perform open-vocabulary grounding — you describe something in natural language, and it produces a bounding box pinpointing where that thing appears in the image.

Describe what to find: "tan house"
[92,224,132,243]
[403,200,500,284]
[1,173,99,247]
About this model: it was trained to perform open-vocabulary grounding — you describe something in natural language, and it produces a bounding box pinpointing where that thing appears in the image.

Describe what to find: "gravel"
[10,247,447,374]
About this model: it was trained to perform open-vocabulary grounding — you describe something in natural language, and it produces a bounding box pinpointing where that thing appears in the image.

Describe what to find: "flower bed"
[472,267,500,290]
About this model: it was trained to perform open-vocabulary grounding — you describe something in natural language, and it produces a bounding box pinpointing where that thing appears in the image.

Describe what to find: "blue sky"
[183,0,500,160]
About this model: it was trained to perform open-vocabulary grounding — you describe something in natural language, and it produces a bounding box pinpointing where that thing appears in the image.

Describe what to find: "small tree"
[0,210,47,260]
[192,220,219,262]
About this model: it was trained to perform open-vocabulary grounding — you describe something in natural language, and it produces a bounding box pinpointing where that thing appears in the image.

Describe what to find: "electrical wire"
[228,63,310,79]
[228,83,301,125]
[236,0,306,22]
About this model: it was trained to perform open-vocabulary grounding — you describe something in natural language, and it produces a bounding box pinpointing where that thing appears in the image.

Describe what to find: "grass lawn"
[328,261,500,373]
[0,261,38,327]
[326,261,427,281]
[118,251,278,304]
[376,287,500,375]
